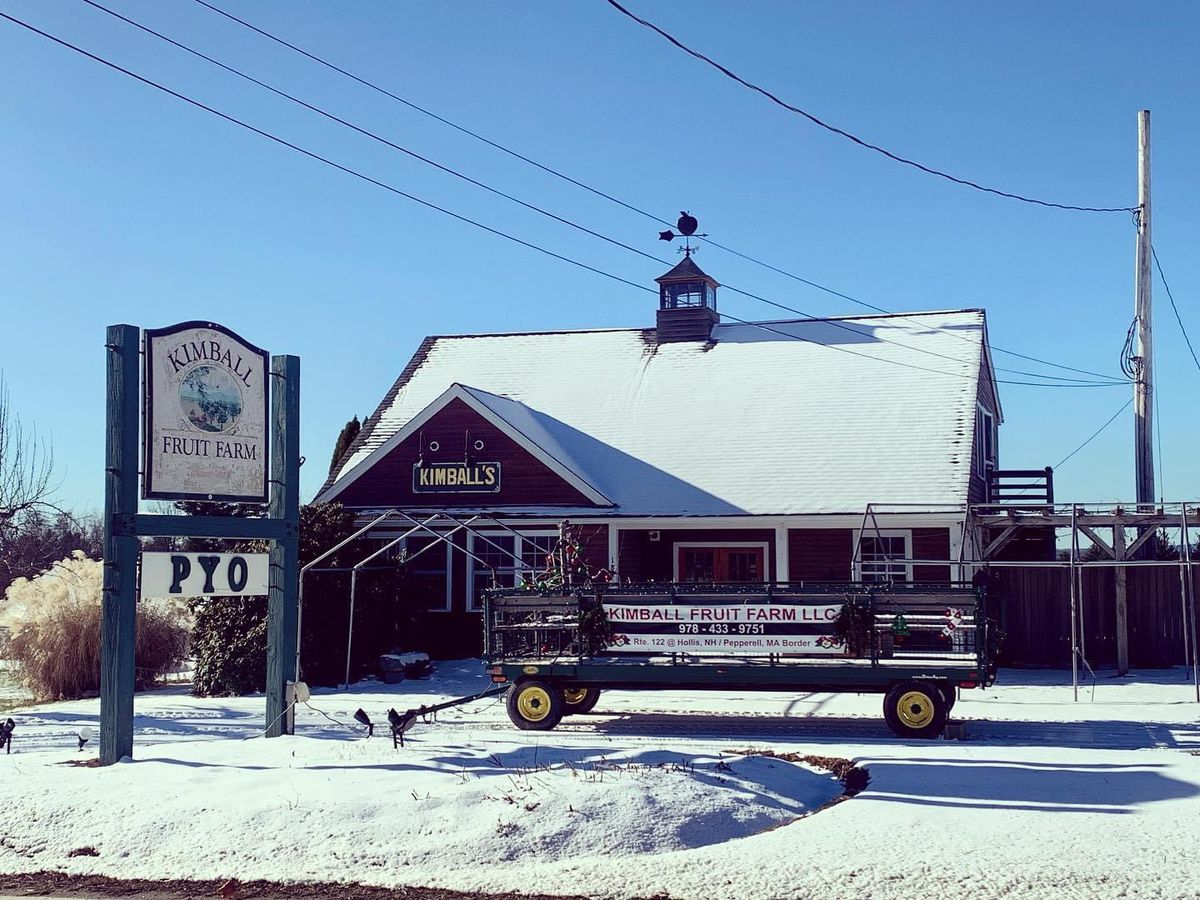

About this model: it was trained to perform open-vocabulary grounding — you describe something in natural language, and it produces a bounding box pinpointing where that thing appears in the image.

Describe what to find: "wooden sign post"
[100,323,300,764]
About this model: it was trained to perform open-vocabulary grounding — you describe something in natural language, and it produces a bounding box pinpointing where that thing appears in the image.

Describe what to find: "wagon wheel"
[506,679,565,731]
[883,679,948,739]
[937,682,958,715]
[562,687,601,715]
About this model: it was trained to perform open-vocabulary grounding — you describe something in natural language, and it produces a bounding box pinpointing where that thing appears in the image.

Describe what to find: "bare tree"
[0,375,60,540]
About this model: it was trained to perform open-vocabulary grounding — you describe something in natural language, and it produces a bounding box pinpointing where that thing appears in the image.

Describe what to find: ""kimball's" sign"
[412,461,501,494]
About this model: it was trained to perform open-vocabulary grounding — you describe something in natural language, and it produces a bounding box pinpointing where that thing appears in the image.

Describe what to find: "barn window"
[467,531,560,611]
[521,534,560,579]
[402,535,451,612]
[468,534,518,611]
[976,406,998,477]
[855,531,911,582]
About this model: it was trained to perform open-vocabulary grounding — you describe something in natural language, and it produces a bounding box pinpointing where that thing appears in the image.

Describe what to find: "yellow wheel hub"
[896,690,935,729]
[563,688,589,705]
[516,685,552,722]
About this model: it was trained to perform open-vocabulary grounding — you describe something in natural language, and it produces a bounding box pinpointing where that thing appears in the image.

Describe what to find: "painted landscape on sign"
[179,365,243,434]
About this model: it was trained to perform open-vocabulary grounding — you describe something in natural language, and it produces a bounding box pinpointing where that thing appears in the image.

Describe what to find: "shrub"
[189,596,268,697]
[4,552,189,701]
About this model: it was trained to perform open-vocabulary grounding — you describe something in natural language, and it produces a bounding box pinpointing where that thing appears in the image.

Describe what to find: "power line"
[0,10,1124,391]
[1052,399,1132,470]
[188,0,1130,384]
[1152,245,1200,375]
[602,0,1137,216]
[714,311,1119,387]
[190,0,666,229]
[0,12,650,296]
[74,0,1124,388]
[79,0,665,269]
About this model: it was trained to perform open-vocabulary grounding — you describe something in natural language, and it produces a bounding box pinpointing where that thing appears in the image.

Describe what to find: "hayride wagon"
[484,582,997,739]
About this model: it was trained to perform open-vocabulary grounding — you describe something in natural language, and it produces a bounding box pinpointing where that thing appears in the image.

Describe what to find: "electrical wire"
[186,0,1130,384]
[1152,245,1200,375]
[76,0,1126,387]
[80,0,671,273]
[603,0,1137,215]
[1119,316,1140,380]
[0,12,653,296]
[1051,398,1132,470]
[716,311,1121,387]
[1154,341,1164,504]
[0,10,1127,391]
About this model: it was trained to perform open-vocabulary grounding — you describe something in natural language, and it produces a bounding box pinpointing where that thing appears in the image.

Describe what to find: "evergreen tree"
[328,415,362,478]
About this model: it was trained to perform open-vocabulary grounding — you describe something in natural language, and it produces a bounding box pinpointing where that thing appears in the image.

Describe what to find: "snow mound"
[0,738,843,881]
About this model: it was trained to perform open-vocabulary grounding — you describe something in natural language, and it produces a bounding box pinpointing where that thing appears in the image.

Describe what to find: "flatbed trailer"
[484,582,997,739]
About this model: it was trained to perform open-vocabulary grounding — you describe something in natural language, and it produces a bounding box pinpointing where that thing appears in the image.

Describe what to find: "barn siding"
[789,529,853,581]
[912,528,952,582]
[969,348,1001,504]
[334,398,599,508]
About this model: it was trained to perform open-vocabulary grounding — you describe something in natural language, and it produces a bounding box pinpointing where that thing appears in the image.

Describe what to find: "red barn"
[317,257,1004,656]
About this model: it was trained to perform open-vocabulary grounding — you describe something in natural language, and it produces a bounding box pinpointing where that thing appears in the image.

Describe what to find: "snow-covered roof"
[319,310,993,516]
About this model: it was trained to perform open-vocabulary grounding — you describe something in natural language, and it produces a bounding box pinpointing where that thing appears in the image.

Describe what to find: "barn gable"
[322,384,612,509]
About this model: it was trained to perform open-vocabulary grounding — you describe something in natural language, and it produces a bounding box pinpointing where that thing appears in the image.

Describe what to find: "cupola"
[654,251,719,343]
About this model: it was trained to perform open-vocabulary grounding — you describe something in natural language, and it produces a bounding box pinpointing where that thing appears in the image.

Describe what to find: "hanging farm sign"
[143,322,269,502]
[412,461,501,493]
[603,602,845,656]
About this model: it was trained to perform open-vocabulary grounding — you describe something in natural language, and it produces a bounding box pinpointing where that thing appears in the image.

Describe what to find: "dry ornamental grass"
[4,552,188,700]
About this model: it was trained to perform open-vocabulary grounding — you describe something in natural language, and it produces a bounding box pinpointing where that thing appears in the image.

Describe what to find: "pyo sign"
[140,551,270,599]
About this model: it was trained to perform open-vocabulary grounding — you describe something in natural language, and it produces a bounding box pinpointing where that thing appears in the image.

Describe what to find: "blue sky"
[2,1,1197,511]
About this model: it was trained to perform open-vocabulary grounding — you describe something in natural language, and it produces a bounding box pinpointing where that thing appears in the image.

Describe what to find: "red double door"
[677,546,766,583]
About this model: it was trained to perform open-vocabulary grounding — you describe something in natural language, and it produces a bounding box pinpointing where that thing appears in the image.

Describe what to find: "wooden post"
[1134,110,1155,511]
[265,355,301,736]
[100,325,140,765]
[1069,506,1079,701]
[1114,523,1130,676]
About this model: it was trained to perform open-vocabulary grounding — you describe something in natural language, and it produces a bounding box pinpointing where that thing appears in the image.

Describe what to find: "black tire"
[562,686,601,715]
[938,683,958,715]
[506,679,565,731]
[883,679,948,739]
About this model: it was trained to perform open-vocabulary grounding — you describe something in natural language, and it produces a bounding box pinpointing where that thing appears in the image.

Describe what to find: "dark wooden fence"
[993,565,1197,668]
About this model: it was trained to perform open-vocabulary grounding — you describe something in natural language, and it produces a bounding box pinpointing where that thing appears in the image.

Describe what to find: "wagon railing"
[484,581,989,671]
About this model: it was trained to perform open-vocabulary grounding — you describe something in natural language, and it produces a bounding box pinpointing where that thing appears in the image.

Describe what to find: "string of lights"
[186,0,1129,384]
[603,0,1138,215]
[77,0,1126,386]
[0,10,1128,390]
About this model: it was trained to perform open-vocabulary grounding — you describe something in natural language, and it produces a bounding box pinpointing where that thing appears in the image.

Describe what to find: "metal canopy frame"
[296,509,539,690]
[851,499,1200,704]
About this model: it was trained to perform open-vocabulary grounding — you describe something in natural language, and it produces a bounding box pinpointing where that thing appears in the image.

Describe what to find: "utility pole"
[1117,109,1153,678]
[1134,109,1155,511]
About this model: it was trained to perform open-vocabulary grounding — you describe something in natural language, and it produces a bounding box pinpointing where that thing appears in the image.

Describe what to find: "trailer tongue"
[384,684,509,747]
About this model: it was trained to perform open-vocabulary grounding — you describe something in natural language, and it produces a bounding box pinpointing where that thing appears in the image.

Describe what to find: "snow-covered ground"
[0,660,31,710]
[2,662,1199,899]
